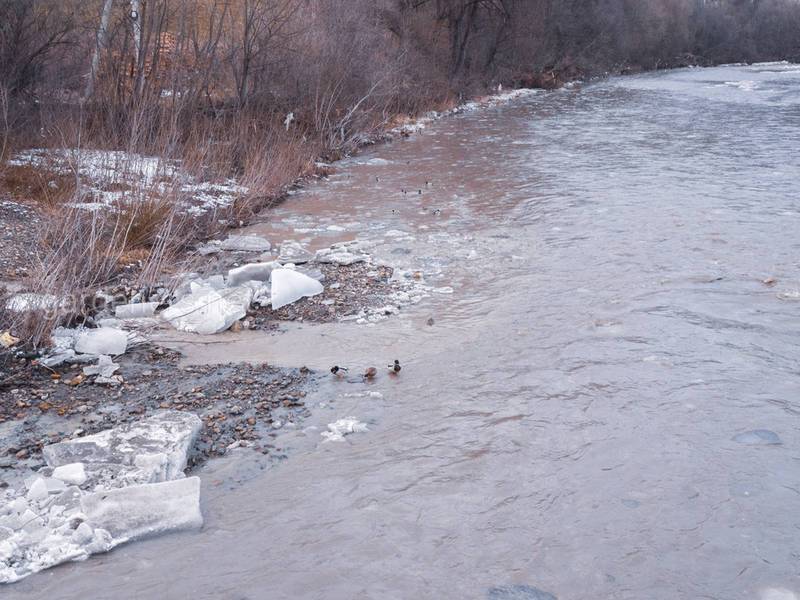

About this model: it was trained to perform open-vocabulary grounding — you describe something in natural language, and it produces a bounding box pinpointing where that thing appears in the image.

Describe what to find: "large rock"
[43,411,202,483]
[81,477,203,542]
[161,285,253,334]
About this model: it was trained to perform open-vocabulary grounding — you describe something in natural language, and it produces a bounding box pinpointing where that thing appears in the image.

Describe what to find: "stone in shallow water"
[487,585,557,600]
[43,410,202,483]
[732,429,782,445]
[80,477,203,541]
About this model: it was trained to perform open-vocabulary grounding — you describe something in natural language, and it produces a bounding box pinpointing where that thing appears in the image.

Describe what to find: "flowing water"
[11,63,800,599]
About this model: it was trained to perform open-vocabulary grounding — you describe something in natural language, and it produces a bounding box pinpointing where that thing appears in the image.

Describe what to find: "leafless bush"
[2,0,800,350]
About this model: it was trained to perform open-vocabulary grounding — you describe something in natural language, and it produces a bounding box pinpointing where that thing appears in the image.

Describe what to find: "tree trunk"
[84,0,115,101]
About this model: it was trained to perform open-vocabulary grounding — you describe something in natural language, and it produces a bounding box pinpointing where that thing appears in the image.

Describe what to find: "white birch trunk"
[84,0,115,101]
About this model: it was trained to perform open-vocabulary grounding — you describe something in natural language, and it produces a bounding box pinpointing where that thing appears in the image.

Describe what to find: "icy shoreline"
[1,411,203,583]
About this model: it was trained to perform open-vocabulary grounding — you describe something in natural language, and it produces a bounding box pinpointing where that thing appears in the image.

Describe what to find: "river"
[10,63,800,599]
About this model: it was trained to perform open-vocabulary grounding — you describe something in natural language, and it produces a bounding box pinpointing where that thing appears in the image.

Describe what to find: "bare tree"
[85,0,115,101]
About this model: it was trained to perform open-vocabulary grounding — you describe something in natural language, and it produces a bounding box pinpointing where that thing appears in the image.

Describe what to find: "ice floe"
[321,417,369,442]
[219,235,271,252]
[0,411,203,583]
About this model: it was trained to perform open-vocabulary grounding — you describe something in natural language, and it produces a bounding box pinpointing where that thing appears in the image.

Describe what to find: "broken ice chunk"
[278,240,314,264]
[321,417,369,442]
[40,350,77,368]
[5,293,63,313]
[80,477,203,542]
[220,235,271,252]
[82,355,120,378]
[161,285,253,335]
[315,248,367,266]
[26,478,49,502]
[296,266,325,282]
[114,302,159,319]
[74,328,128,356]
[71,522,95,546]
[51,463,87,486]
[43,411,202,482]
[270,268,324,309]
[227,262,279,287]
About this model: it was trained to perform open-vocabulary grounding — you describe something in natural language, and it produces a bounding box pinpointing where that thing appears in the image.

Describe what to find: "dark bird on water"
[388,359,401,374]
[364,367,378,379]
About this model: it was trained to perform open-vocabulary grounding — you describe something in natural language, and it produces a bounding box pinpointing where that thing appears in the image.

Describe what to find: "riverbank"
[3,60,800,597]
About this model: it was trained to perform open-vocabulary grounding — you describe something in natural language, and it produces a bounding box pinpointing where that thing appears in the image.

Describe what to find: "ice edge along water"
[0,411,203,584]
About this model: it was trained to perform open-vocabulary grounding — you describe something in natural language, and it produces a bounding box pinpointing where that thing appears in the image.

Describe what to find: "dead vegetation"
[1,0,799,348]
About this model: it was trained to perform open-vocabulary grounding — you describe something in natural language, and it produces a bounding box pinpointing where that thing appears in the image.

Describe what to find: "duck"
[364,367,377,379]
[387,359,401,374]
[330,365,348,377]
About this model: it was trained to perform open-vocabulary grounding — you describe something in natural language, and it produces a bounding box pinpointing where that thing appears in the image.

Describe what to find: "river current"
[10,63,800,599]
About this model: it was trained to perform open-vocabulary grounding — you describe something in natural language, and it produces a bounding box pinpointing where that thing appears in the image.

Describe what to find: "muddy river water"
[11,63,800,599]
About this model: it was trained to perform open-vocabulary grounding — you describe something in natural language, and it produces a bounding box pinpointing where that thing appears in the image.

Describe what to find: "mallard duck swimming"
[331,365,348,377]
[364,367,377,379]
[388,359,401,374]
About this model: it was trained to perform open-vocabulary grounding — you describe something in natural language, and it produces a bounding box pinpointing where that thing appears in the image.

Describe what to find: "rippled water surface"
[11,64,800,599]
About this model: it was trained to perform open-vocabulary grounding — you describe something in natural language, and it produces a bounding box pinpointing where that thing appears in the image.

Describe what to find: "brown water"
[10,64,800,599]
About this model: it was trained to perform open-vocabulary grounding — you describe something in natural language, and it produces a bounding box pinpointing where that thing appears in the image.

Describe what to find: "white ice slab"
[74,328,128,356]
[227,262,278,287]
[220,235,271,252]
[270,268,324,309]
[52,463,87,486]
[114,302,159,319]
[43,411,202,483]
[80,477,203,542]
[161,285,253,334]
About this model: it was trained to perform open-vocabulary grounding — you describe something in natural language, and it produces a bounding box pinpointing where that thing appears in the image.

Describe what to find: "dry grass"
[0,163,77,211]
